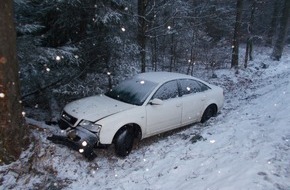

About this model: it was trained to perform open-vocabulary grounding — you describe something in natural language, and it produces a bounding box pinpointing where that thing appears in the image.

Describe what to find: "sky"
[0,46,290,190]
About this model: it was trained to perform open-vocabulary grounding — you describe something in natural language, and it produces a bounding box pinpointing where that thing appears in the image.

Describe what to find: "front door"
[146,80,182,135]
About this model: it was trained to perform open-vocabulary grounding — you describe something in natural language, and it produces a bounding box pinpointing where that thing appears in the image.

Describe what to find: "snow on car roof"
[134,72,195,84]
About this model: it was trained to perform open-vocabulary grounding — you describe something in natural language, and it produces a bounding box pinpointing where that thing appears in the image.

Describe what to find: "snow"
[1,47,290,190]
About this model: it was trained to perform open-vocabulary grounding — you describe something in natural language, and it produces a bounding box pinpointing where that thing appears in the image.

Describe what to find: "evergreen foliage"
[13,0,289,118]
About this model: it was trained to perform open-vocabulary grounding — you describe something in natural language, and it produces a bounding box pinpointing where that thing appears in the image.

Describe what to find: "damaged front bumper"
[48,126,99,160]
[67,126,99,153]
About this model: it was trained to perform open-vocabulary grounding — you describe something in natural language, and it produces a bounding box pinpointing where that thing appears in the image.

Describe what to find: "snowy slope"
[0,47,290,190]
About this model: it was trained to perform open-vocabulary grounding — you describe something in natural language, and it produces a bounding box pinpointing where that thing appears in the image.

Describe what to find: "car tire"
[114,126,134,157]
[201,105,216,123]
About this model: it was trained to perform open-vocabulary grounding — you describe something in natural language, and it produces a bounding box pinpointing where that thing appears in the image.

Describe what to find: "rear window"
[179,79,210,96]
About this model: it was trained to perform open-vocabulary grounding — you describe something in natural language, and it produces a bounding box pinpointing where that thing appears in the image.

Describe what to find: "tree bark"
[169,24,176,72]
[244,0,256,68]
[137,0,147,73]
[231,0,243,69]
[0,0,29,165]
[150,34,158,71]
[271,0,290,61]
[266,0,280,47]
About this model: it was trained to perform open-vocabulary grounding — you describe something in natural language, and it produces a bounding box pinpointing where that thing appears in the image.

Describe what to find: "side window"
[198,81,211,92]
[152,80,179,101]
[179,79,210,96]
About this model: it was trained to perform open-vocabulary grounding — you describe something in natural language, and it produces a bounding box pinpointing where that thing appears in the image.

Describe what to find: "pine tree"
[231,0,244,69]
[0,0,29,165]
[266,0,281,46]
[137,0,147,73]
[271,0,290,61]
[244,0,256,68]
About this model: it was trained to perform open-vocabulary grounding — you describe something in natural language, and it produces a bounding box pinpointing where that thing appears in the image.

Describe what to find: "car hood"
[64,95,135,122]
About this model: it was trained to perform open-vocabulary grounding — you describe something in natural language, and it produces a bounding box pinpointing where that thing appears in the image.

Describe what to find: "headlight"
[79,149,84,153]
[79,120,102,133]
[82,141,88,147]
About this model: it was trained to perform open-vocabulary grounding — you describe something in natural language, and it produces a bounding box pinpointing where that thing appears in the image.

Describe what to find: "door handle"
[176,104,182,107]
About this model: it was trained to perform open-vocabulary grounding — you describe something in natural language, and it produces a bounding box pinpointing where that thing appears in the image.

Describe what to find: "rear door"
[146,80,182,135]
[178,79,210,125]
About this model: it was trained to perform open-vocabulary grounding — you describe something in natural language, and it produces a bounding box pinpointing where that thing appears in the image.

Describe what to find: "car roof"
[134,72,198,84]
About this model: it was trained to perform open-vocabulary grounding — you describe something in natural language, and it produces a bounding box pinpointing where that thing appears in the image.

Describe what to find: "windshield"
[105,78,158,106]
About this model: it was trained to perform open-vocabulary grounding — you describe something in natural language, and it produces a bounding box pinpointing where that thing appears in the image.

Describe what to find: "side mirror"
[149,98,164,105]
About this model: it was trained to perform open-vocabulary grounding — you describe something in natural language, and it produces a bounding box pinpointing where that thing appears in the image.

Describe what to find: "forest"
[13,0,288,110]
[4,0,282,115]
[0,0,290,168]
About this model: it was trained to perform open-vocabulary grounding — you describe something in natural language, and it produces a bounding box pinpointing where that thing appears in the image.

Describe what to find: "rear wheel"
[114,126,134,157]
[201,105,217,123]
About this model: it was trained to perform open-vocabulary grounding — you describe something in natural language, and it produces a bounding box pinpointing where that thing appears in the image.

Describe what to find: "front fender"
[97,106,146,144]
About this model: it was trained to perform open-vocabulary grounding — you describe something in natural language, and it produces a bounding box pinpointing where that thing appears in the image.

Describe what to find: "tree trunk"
[0,0,30,165]
[187,47,195,76]
[231,0,243,69]
[271,0,290,61]
[266,0,280,47]
[244,0,256,68]
[137,0,147,73]
[151,33,158,71]
[244,39,250,68]
[150,2,158,72]
[169,31,175,72]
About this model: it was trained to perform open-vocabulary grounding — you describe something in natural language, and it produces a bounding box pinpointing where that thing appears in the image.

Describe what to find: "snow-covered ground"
[1,47,290,190]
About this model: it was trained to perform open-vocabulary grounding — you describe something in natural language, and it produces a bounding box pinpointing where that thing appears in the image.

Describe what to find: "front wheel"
[201,105,216,123]
[114,127,134,157]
